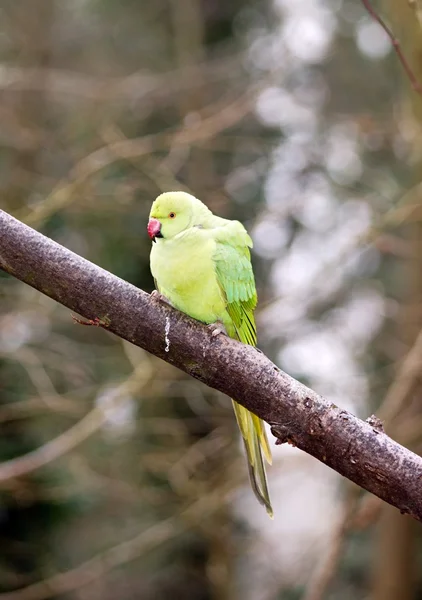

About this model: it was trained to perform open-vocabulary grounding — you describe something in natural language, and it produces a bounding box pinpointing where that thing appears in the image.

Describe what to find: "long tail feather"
[232,400,273,518]
[251,413,272,465]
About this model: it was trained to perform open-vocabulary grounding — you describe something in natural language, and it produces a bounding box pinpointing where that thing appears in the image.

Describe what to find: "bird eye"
[169,212,176,219]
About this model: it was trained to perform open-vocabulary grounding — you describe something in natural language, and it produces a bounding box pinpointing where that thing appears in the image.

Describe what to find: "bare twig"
[1,210,422,521]
[19,92,253,227]
[361,0,422,95]
[0,519,177,600]
[0,483,237,600]
[0,397,83,423]
[0,361,151,483]
[0,57,241,102]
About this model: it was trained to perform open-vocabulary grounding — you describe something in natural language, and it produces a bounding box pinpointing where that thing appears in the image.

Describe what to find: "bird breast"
[151,232,214,294]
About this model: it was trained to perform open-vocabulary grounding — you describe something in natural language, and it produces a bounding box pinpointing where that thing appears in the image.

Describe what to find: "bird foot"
[151,290,174,307]
[208,322,228,337]
[72,315,110,327]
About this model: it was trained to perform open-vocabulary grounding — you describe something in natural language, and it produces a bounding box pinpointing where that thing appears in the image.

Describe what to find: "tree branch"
[1,209,422,521]
[361,0,422,95]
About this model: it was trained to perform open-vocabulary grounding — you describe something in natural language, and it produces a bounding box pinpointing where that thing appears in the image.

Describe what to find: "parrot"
[147,191,273,517]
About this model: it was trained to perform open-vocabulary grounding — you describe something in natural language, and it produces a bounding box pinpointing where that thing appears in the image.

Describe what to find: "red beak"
[147,218,162,241]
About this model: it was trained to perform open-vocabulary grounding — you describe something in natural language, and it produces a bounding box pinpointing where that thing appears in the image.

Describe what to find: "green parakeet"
[147,191,273,517]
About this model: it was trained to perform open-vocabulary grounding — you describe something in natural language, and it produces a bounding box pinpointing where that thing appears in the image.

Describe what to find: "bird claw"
[208,322,228,337]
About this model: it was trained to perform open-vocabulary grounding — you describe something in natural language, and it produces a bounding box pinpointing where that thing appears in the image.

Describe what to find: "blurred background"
[1,0,422,598]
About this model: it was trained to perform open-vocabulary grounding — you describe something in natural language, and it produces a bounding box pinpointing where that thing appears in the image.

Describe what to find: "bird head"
[148,191,195,242]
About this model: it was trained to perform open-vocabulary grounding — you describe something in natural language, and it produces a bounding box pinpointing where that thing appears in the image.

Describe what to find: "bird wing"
[212,223,273,517]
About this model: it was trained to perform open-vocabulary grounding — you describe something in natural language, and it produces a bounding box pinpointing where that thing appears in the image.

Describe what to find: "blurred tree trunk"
[371,1,422,599]
[170,0,213,194]
[372,506,416,600]
[2,0,55,211]
[0,0,56,590]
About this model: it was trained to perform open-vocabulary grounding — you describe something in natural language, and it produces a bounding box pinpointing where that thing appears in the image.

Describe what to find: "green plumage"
[148,191,273,517]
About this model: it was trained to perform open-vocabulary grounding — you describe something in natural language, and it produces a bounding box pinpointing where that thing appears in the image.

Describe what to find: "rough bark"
[1,209,422,521]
